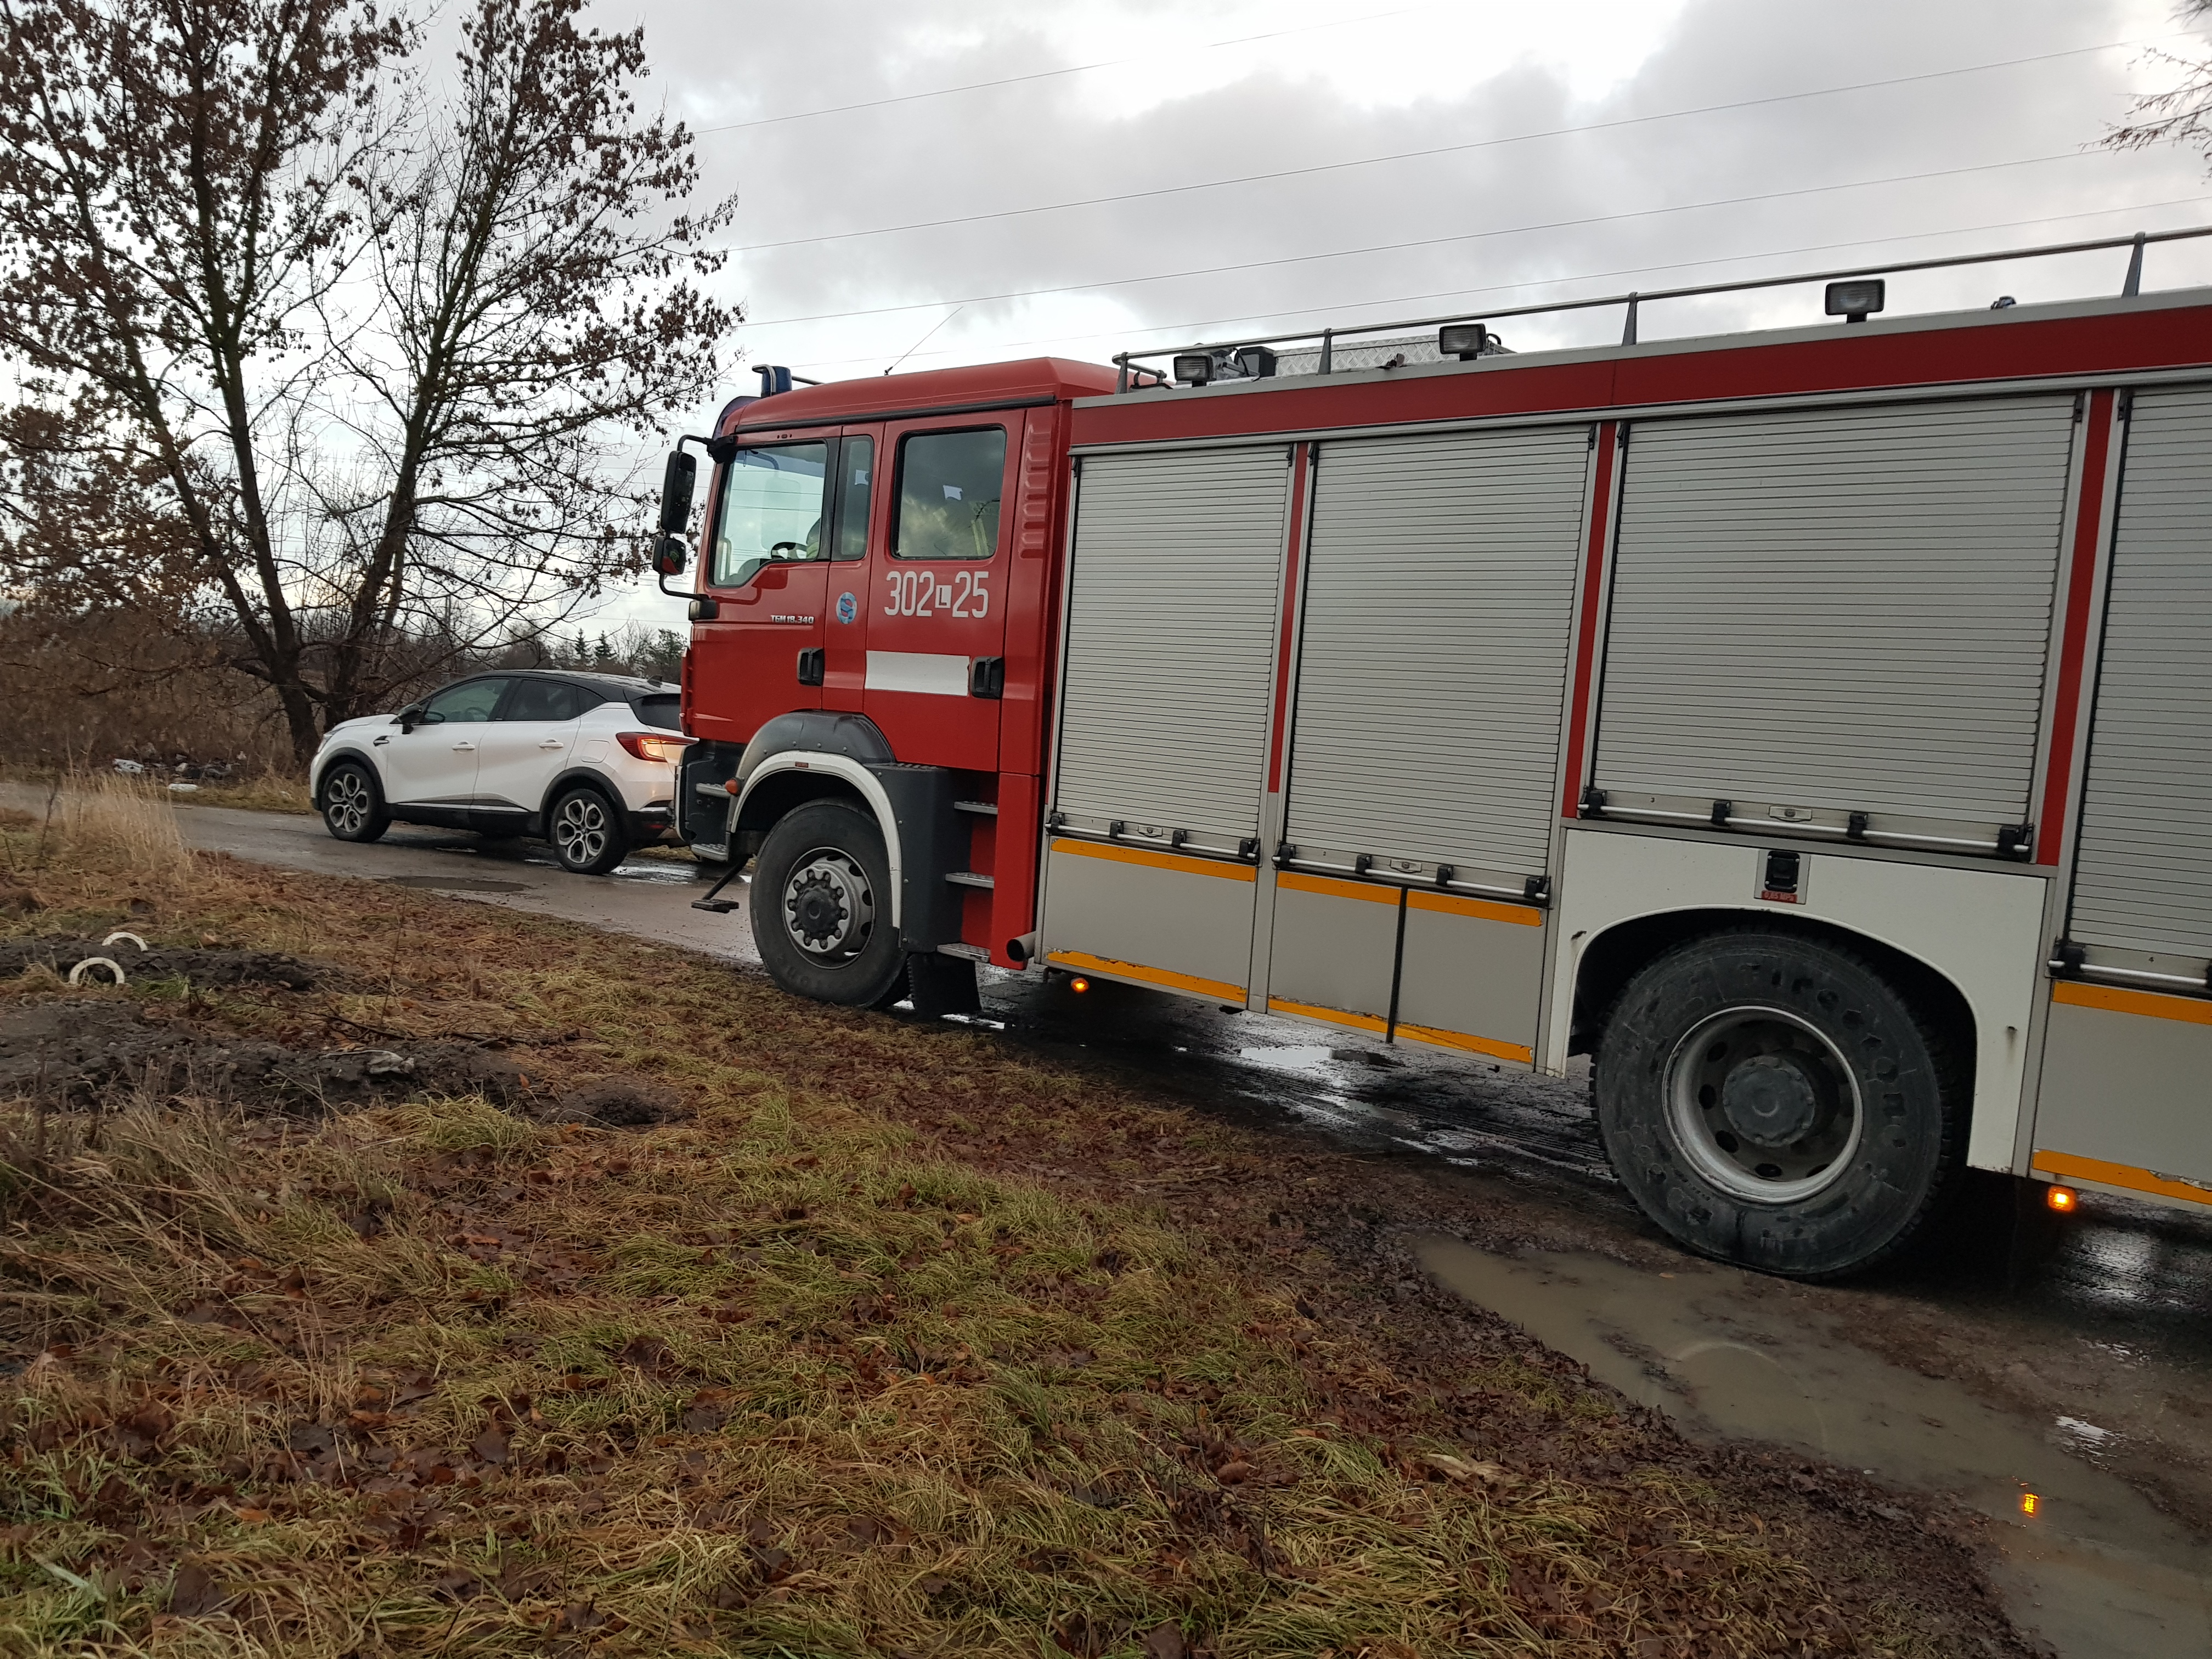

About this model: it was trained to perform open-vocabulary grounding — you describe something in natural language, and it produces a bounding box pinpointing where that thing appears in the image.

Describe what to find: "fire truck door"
[857,420,1015,772]
[1041,445,1293,1003]
[686,439,832,748]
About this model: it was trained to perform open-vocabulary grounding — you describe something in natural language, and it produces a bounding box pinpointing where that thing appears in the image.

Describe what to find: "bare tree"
[2103,2,2212,163]
[317,0,734,729]
[0,0,402,760]
[0,0,736,762]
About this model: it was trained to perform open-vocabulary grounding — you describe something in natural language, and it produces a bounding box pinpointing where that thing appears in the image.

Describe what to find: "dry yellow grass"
[0,815,2025,1657]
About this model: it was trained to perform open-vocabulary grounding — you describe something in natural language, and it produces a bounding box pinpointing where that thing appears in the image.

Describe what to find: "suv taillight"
[617,731,694,764]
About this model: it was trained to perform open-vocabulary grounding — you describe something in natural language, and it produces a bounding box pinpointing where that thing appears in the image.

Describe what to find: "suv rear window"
[634,693,684,731]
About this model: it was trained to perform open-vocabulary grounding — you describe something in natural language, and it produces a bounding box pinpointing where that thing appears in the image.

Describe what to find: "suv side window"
[501,680,590,722]
[891,428,1006,560]
[423,678,508,723]
[634,692,684,731]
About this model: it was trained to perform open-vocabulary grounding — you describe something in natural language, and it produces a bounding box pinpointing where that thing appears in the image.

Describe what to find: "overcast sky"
[588,0,2212,629]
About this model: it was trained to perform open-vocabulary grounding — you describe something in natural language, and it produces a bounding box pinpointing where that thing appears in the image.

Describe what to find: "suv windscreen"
[712,442,828,588]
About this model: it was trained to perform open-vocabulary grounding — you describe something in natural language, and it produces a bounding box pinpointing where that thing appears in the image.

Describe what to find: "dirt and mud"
[960,975,2212,1655]
[5,944,2037,1653]
[6,816,2204,1651]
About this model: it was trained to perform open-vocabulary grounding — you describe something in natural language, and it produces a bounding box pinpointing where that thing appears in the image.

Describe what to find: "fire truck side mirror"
[657,450,696,536]
[651,535,687,579]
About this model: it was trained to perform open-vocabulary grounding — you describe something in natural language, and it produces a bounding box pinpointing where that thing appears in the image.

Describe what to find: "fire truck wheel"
[1594,928,1964,1280]
[751,800,906,1007]
[319,761,390,843]
[549,785,629,876]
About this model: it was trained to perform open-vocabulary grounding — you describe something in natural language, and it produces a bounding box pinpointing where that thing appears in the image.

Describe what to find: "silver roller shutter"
[2069,387,2212,961]
[1285,426,1590,880]
[1595,398,2075,824]
[1052,446,1290,845]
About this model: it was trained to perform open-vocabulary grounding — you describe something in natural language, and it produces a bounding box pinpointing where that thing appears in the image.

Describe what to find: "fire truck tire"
[1593,928,1963,1280]
[751,800,907,1007]
[319,761,390,843]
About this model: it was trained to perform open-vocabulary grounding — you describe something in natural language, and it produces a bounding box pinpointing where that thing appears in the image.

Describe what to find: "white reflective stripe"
[866,651,970,696]
[731,752,905,927]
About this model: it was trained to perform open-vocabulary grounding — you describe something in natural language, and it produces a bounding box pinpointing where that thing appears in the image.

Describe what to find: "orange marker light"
[2020,1493,2040,1517]
[2046,1185,2078,1213]
[1070,976,1091,994]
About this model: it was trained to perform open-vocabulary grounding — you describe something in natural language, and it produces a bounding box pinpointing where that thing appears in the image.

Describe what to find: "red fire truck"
[654,230,2212,1278]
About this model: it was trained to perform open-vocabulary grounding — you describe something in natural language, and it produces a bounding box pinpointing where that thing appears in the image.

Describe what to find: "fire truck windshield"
[710,442,827,588]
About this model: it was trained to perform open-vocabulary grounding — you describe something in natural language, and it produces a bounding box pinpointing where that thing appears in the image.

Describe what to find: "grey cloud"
[585,0,2208,624]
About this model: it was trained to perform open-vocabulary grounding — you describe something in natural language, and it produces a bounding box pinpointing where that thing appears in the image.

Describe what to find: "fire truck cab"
[666,237,2212,1279]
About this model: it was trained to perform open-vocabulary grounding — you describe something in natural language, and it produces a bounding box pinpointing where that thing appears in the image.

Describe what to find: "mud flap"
[866,762,964,951]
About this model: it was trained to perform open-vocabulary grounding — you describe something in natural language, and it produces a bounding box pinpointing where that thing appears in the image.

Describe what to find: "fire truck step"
[945,871,995,889]
[688,860,748,915]
[953,800,999,816]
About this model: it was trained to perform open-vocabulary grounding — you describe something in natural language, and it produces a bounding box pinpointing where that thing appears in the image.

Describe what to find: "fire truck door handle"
[795,647,825,687]
[970,657,1005,699]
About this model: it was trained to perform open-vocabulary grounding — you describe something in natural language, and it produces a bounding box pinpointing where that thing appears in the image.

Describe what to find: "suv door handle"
[452,741,477,752]
[538,738,566,749]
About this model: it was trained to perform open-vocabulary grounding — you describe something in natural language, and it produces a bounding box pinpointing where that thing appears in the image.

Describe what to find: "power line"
[777,196,2212,375]
[740,148,2123,331]
[693,4,1438,135]
[722,35,2168,256]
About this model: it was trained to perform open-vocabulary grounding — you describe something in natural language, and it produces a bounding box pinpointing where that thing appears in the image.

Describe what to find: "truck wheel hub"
[1665,1007,1864,1204]
[784,850,873,959]
[1719,1054,1821,1148]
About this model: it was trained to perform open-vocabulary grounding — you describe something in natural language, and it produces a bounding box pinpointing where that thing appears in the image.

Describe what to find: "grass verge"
[0,794,2028,1657]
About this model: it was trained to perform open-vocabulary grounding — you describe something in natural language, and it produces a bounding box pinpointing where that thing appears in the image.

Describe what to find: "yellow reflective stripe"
[1407,890,1545,926]
[2033,1149,2212,1207]
[1393,1021,1534,1064]
[1045,950,1244,1003]
[1049,838,1255,882]
[1265,997,1389,1034]
[2051,979,2212,1025]
[1276,871,1398,905]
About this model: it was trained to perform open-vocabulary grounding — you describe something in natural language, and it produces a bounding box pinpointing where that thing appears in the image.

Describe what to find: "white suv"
[309,671,693,874]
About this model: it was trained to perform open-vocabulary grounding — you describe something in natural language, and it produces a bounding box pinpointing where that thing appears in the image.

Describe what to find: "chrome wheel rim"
[326,769,371,834]
[781,846,875,964]
[1664,1006,1863,1204]
[554,794,609,866]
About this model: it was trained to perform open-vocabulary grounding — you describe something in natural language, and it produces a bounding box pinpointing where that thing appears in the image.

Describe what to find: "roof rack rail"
[1110,224,2212,392]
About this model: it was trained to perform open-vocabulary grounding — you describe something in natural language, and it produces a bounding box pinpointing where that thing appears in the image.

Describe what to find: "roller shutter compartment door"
[1043,445,1289,1005]
[2068,387,2212,964]
[1285,425,1590,887]
[1051,446,1290,847]
[1594,398,2074,837]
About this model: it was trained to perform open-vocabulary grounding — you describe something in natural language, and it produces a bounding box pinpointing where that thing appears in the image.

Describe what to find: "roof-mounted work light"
[1234,346,1278,379]
[1173,352,1213,386]
[1824,279,1886,324]
[1438,323,1492,359]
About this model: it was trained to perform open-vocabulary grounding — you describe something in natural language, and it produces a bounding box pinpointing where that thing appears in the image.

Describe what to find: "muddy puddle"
[1420,1239,2212,1657]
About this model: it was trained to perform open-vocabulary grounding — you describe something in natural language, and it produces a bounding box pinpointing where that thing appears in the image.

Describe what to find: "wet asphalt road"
[22,792,2212,1653]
